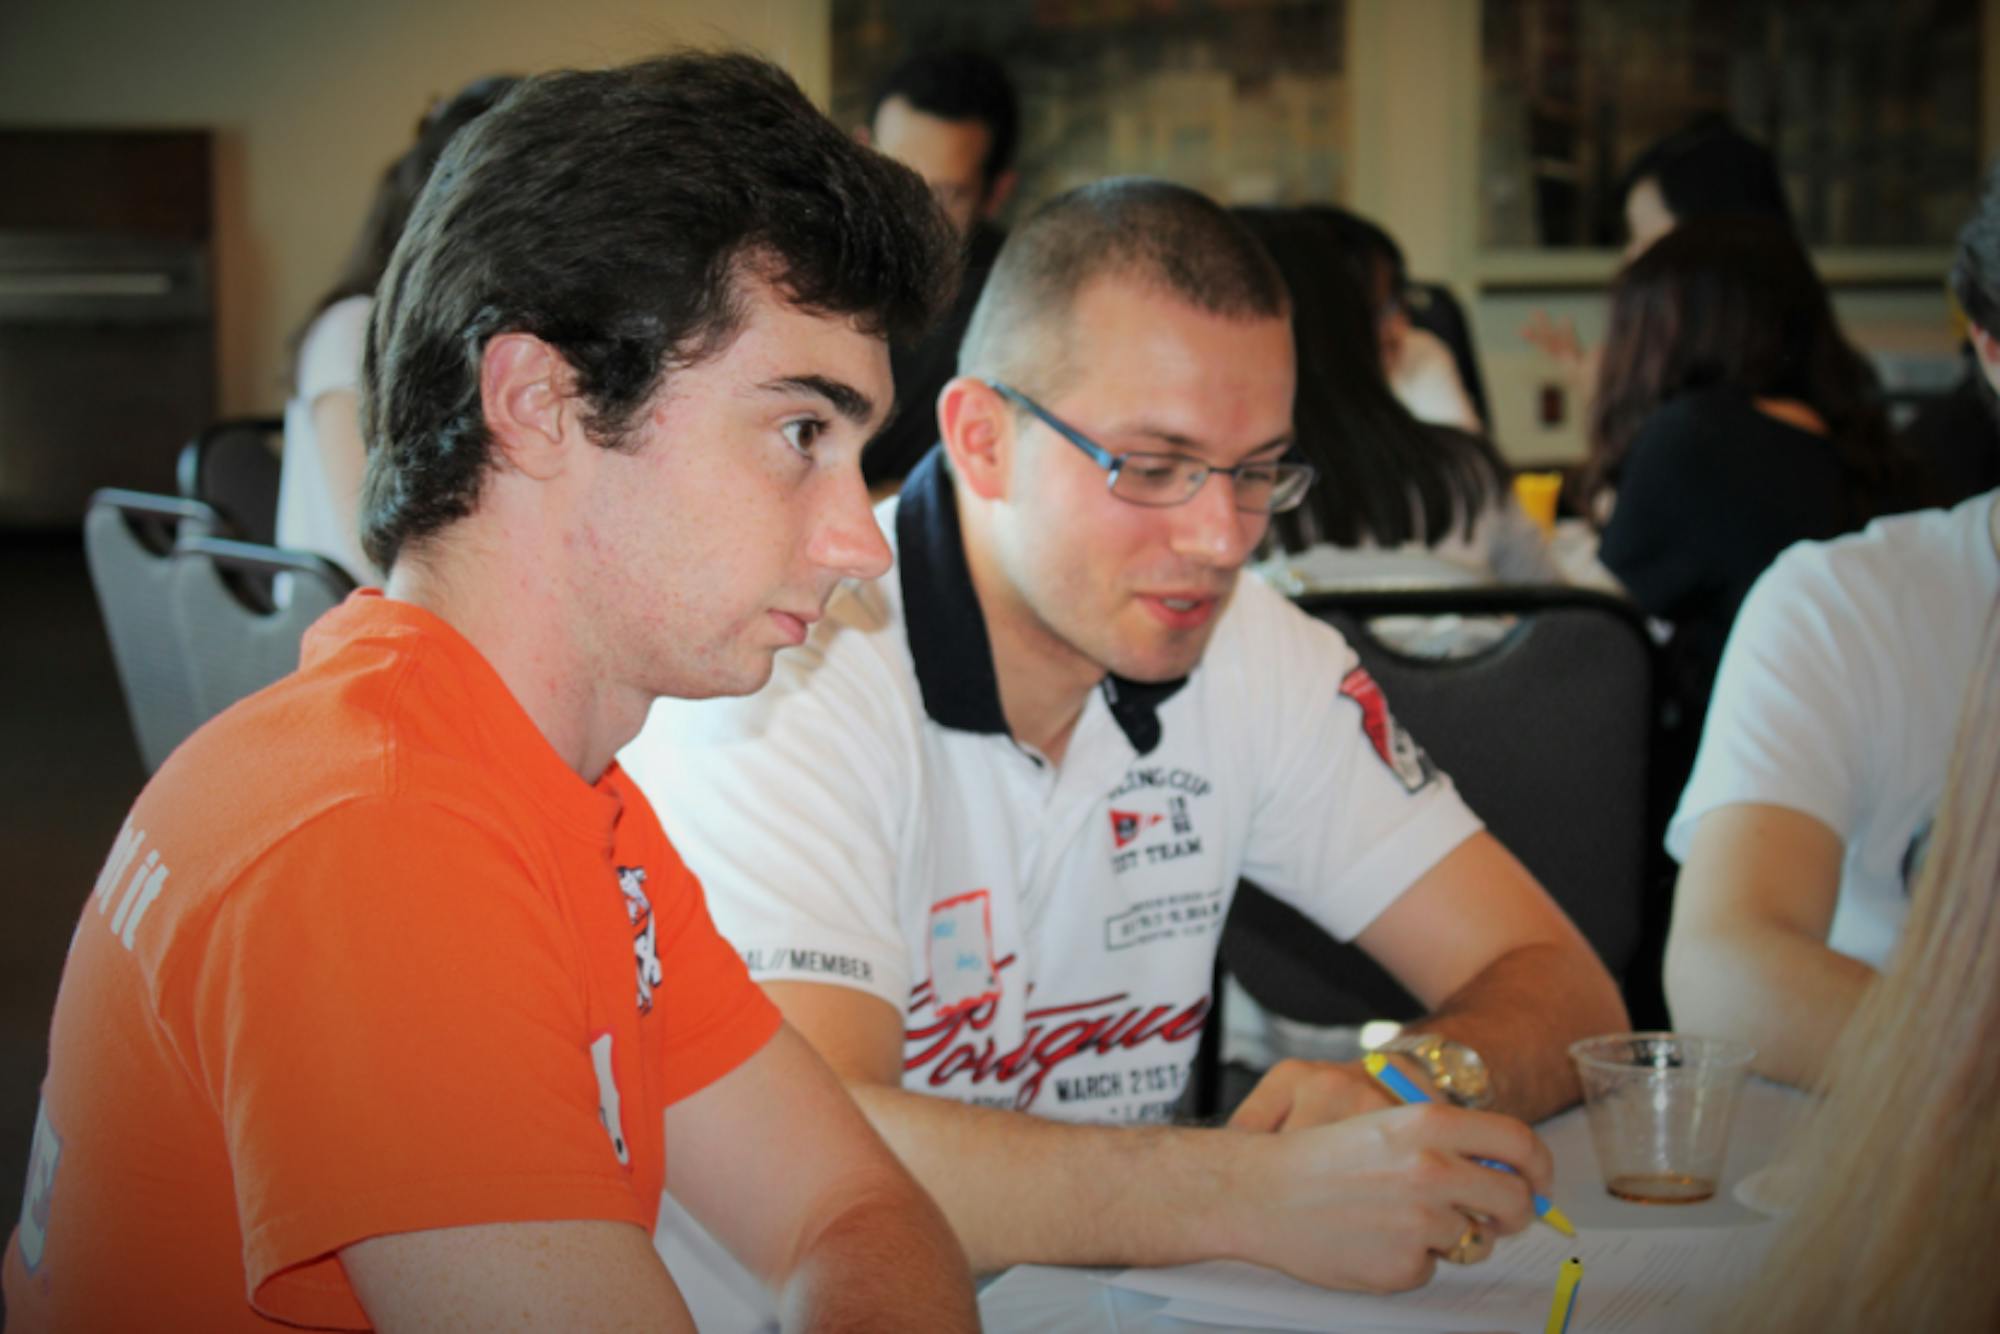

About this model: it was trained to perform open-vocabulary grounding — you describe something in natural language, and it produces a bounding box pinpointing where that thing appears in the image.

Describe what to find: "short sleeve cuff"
[732,930,909,1011]
[1313,796,1485,942]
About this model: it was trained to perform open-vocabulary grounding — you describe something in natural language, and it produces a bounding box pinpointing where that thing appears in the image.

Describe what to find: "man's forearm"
[1420,941,1629,1122]
[778,1171,979,1334]
[847,1082,1240,1275]
[1663,926,1876,1089]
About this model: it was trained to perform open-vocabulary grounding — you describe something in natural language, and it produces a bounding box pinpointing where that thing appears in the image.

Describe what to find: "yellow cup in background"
[1512,470,1563,535]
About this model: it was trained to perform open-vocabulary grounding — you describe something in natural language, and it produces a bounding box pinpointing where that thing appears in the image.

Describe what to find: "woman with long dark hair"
[1587,215,1903,763]
[276,75,519,580]
[1236,206,1556,590]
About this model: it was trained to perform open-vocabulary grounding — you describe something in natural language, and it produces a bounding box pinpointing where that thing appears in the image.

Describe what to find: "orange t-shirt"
[4,593,780,1331]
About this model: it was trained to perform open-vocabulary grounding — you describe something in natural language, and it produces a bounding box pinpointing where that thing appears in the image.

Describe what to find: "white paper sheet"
[1113,1223,1777,1333]
[1157,1297,1476,1333]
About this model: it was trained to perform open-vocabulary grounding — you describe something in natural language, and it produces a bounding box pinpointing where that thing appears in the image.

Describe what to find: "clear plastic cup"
[1568,1032,1756,1204]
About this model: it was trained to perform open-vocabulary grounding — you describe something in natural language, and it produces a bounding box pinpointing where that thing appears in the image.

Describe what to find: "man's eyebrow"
[1122,423,1294,460]
[760,375,875,424]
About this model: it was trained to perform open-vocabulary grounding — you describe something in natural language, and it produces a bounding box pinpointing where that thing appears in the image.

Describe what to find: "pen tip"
[1545,1206,1577,1238]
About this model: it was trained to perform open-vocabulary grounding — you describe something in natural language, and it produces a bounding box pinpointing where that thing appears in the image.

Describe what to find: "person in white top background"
[1664,160,2000,1090]
[624,178,1625,1316]
[276,74,518,583]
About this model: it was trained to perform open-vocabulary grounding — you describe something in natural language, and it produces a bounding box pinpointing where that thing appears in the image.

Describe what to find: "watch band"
[1374,1033,1495,1110]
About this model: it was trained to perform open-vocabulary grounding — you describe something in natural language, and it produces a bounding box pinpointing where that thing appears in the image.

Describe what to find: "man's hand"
[1219,1103,1551,1294]
[1227,1057,1396,1132]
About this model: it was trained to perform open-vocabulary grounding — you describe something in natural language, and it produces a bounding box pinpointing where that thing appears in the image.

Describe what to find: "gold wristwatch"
[1373,1033,1494,1109]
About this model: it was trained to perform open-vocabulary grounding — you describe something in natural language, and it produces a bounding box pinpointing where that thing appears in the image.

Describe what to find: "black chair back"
[1221,586,1659,1032]
[82,489,224,772]
[169,535,355,724]
[176,416,283,546]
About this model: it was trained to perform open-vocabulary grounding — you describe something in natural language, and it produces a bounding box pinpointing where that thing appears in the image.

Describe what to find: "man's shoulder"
[1763,488,1995,613]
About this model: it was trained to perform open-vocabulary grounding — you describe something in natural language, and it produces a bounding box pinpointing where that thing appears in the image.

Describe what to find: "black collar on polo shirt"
[896,445,1187,757]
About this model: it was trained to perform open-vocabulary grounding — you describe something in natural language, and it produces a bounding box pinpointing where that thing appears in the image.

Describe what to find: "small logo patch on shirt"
[1339,667,1436,793]
[17,1098,62,1273]
[927,890,1001,1020]
[616,866,663,1015]
[1109,809,1164,849]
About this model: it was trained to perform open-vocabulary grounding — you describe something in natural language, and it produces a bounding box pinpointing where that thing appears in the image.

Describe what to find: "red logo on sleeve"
[1338,667,1436,793]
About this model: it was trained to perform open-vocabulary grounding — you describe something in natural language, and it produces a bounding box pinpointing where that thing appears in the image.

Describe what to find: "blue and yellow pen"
[1544,1256,1584,1334]
[1362,1052,1577,1238]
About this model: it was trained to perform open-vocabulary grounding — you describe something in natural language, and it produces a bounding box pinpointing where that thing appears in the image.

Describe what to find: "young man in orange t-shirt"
[4,52,976,1333]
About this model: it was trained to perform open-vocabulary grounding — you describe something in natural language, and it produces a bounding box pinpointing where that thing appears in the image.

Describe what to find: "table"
[978,1079,1807,1332]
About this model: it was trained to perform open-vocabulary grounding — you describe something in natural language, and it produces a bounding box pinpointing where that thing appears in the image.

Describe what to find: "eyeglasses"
[986,381,1315,515]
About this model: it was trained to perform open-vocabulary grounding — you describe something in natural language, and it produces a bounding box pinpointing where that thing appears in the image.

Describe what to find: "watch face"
[1390,1035,1492,1108]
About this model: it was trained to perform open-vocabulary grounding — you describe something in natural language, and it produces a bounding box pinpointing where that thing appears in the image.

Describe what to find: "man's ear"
[1972,324,2000,368]
[1971,325,2000,401]
[981,168,1019,221]
[479,333,576,480]
[853,122,873,148]
[938,375,1012,501]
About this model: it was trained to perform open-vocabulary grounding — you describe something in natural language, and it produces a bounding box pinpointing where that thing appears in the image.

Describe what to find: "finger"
[1436,1156,1536,1235]
[1455,1217,1499,1265]
[1216,1056,1312,1136]
[1276,1068,1393,1132]
[1397,1105,1556,1195]
[1430,1211,1495,1266]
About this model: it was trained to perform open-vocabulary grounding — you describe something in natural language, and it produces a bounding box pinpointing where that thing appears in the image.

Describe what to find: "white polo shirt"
[1668,488,2000,968]
[622,447,1482,1124]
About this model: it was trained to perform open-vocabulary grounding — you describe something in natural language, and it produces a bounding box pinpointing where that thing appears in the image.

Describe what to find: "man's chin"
[655,656,779,703]
[1103,634,1214,685]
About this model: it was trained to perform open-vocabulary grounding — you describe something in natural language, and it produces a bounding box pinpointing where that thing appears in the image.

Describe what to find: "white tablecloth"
[978,1078,1807,1332]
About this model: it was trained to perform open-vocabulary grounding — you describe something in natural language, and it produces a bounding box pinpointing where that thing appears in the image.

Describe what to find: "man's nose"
[1167,470,1262,569]
[810,469,893,581]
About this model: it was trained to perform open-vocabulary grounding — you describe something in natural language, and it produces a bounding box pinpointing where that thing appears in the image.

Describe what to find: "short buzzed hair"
[957,177,1287,397]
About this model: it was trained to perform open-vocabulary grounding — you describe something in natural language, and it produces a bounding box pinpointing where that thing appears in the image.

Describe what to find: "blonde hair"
[1717,594,2000,1332]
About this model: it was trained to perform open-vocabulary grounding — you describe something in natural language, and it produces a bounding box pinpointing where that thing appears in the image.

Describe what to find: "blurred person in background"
[857,47,1019,491]
[1584,215,1904,794]
[278,73,519,583]
[1310,206,1488,436]
[1524,115,1795,384]
[1237,206,1558,593]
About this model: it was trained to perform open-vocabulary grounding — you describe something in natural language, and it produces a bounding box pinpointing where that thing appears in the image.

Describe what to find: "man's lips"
[1134,591,1225,630]
[769,608,820,645]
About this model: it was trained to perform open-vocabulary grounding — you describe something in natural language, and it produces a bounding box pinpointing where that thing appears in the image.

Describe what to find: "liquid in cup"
[1569,1032,1755,1204]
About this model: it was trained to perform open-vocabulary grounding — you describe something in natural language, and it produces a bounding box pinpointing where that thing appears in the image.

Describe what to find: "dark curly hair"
[361,50,957,571]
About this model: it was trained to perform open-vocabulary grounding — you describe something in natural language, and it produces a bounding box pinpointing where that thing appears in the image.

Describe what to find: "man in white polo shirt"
[624,179,1624,1298]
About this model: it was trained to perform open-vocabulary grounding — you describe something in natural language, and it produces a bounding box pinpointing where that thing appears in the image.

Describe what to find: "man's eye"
[781,418,825,455]
[1123,457,1183,484]
[1238,465,1281,486]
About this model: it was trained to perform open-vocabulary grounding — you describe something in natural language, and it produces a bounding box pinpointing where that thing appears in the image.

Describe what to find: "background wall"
[0,0,1991,457]
[0,0,831,416]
